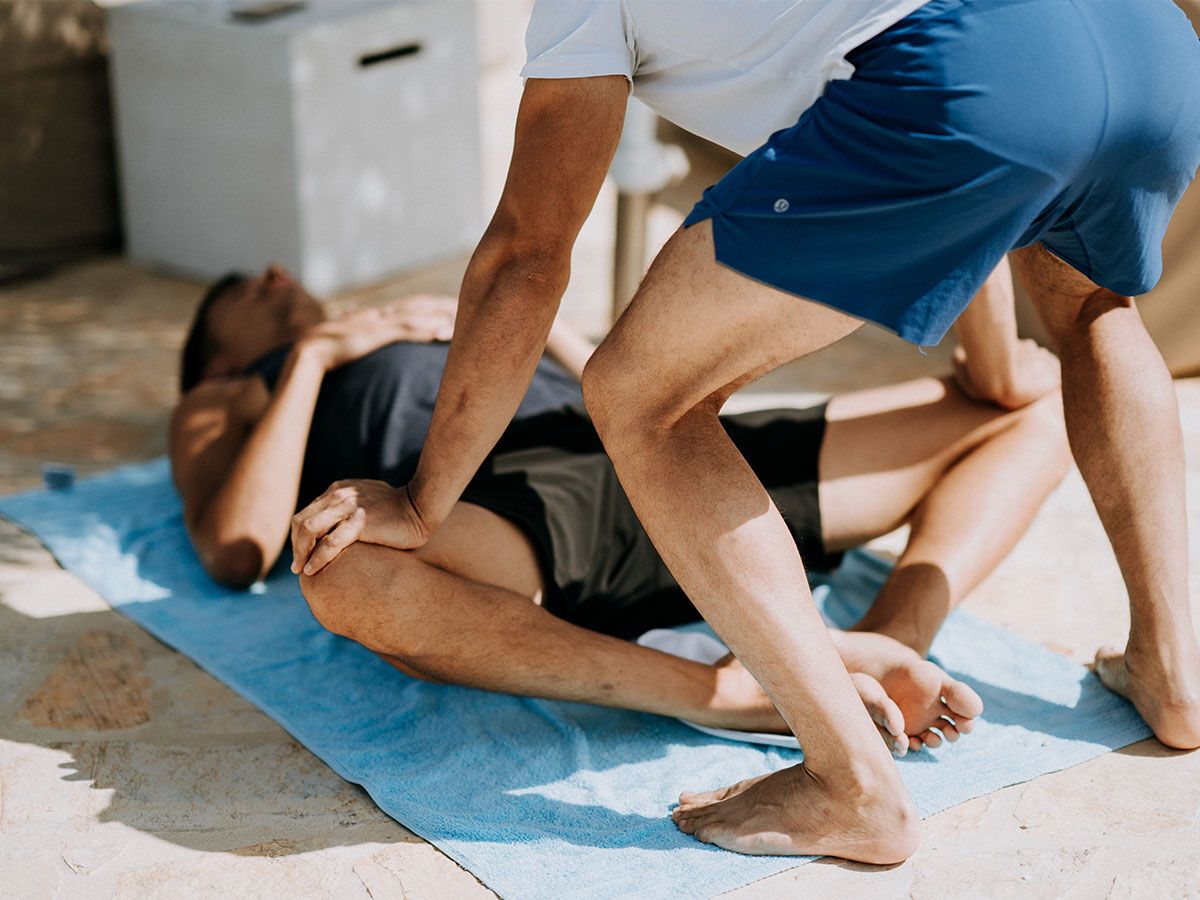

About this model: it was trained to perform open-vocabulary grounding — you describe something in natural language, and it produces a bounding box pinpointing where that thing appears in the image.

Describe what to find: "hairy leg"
[817,377,1070,656]
[299,501,910,740]
[583,221,919,863]
[1011,243,1200,750]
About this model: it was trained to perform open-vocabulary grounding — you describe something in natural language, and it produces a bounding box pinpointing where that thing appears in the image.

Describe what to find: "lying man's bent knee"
[1019,391,1071,474]
[298,542,403,639]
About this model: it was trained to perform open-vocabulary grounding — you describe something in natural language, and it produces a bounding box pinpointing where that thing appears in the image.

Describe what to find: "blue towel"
[0,459,1152,899]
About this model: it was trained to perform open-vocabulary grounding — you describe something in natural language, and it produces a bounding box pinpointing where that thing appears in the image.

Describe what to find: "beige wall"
[0,0,120,278]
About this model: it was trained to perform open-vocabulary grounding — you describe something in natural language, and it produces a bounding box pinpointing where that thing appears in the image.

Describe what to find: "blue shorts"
[683,0,1200,346]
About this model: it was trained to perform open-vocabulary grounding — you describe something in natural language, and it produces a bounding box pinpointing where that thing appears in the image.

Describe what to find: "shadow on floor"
[0,521,418,857]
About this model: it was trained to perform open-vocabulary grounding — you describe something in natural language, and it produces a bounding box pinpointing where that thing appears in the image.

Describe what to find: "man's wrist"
[405,472,451,535]
[958,346,1018,405]
[974,371,1016,406]
[293,337,334,373]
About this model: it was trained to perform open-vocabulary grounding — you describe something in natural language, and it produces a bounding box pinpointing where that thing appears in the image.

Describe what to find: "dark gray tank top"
[245,341,583,508]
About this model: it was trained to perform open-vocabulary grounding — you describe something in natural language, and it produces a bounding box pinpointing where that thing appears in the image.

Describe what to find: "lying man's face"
[206,265,326,374]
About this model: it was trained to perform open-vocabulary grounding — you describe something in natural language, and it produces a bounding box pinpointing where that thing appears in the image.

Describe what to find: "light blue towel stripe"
[0,459,1152,899]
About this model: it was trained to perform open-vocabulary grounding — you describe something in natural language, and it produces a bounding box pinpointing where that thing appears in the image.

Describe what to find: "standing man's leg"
[583,220,920,861]
[1011,244,1200,750]
[705,377,1064,758]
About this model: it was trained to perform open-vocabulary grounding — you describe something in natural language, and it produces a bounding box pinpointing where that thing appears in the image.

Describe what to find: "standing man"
[292,0,1200,863]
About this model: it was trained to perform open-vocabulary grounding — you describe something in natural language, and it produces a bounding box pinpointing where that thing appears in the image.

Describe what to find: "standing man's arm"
[292,76,628,573]
[413,75,627,522]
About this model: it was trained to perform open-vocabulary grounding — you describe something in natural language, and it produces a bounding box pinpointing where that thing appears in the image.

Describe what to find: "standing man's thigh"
[584,220,862,423]
[1010,244,1128,336]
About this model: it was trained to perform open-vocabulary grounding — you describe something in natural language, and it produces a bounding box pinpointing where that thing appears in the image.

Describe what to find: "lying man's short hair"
[179,272,245,392]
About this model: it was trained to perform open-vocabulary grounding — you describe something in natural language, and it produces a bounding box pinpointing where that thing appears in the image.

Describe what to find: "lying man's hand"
[290,479,431,576]
[952,338,1061,410]
[300,303,454,372]
[382,294,457,340]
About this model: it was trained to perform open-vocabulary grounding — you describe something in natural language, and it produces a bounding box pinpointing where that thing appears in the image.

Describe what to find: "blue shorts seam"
[683,144,773,233]
[1066,0,1112,175]
[1065,219,1095,281]
[1041,228,1095,286]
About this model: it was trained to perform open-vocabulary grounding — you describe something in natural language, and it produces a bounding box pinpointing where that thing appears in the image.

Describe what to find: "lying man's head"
[179,264,326,392]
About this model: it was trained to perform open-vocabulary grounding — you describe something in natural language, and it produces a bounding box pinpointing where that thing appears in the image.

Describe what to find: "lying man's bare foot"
[703,644,980,754]
[831,630,983,752]
[1094,640,1200,750]
[702,655,910,755]
[672,761,919,861]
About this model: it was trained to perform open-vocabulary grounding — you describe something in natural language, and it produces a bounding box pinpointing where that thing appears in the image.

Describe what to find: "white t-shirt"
[522,0,929,156]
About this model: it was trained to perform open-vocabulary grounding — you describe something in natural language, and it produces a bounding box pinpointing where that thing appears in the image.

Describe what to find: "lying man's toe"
[942,678,984,720]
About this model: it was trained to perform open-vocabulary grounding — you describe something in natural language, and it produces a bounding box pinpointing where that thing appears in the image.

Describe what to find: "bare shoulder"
[169,377,269,483]
[171,377,265,439]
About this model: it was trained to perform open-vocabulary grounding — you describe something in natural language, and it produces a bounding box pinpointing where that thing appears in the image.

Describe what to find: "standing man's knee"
[579,346,611,427]
[582,339,644,438]
[583,332,717,446]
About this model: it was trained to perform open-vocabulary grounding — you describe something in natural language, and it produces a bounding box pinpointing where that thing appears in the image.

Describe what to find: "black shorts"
[461,404,838,640]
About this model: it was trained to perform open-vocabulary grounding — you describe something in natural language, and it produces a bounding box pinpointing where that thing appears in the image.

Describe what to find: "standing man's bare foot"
[672,761,919,861]
[1094,641,1200,750]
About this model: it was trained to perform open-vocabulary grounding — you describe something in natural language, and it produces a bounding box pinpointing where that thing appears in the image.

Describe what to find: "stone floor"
[2,255,1199,899]
[9,0,1200,890]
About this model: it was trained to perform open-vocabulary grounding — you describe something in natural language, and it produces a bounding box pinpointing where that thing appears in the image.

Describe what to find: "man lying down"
[172,264,1070,754]
[170,263,588,586]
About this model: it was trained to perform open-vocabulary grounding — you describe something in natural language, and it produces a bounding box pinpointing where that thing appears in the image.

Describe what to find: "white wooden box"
[107,0,482,294]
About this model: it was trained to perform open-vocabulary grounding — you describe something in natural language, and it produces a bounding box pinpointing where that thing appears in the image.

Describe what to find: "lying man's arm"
[291,76,628,574]
[953,257,1061,409]
[545,316,598,381]
[173,308,450,586]
[171,348,330,587]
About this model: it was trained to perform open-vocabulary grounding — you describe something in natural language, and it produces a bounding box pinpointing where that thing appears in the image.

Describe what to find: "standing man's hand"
[952,338,1060,410]
[290,479,431,576]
